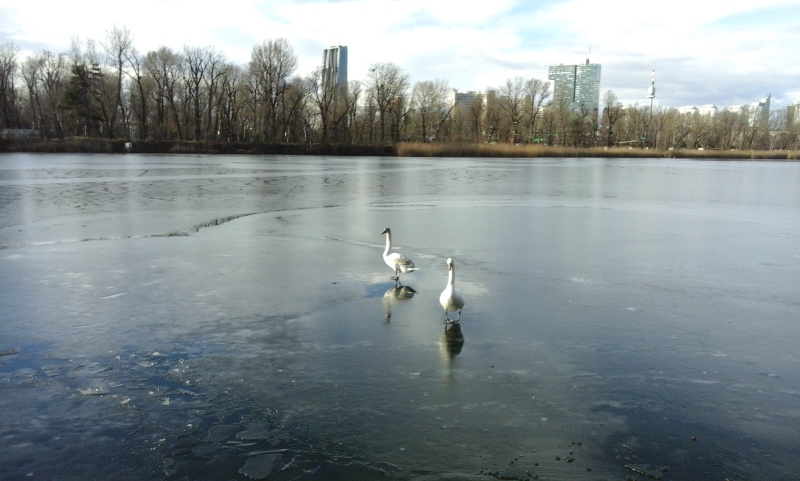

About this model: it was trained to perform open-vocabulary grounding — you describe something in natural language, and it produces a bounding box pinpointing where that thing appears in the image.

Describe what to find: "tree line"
[1,28,798,150]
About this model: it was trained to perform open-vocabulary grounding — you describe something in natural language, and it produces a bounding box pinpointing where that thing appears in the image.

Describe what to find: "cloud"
[2,0,798,109]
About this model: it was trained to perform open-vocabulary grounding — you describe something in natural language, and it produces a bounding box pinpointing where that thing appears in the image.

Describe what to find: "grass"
[396,142,800,160]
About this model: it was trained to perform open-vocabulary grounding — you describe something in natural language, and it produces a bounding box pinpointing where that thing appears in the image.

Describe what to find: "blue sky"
[2,0,799,110]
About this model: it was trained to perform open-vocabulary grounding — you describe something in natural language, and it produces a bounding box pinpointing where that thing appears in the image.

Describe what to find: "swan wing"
[387,252,416,272]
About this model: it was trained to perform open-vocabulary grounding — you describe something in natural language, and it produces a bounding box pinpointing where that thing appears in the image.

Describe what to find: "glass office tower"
[548,59,601,113]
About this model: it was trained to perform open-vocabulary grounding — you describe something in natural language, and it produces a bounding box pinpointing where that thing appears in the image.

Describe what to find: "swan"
[439,257,465,323]
[381,228,416,282]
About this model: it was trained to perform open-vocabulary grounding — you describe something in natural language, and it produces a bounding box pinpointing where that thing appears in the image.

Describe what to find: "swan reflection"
[381,284,417,322]
[439,321,464,358]
[383,285,417,300]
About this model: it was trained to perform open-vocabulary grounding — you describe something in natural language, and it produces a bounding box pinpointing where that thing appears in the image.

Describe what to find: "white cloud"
[1,0,798,108]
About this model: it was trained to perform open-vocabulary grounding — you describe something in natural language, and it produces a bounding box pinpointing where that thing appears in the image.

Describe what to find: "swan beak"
[381,228,389,235]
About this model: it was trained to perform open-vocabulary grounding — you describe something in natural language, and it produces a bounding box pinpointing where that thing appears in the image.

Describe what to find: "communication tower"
[647,64,656,116]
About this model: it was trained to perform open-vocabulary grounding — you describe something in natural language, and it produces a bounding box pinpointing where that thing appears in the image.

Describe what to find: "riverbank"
[396,142,800,160]
[0,138,395,156]
[2,138,797,160]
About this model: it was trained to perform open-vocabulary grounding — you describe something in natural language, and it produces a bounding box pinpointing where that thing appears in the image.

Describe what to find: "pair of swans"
[381,227,465,323]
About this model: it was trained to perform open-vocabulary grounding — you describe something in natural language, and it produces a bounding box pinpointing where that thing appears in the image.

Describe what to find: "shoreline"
[1,138,798,160]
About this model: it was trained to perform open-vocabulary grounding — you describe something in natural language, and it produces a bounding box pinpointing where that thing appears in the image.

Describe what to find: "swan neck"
[383,232,391,256]
[448,265,455,287]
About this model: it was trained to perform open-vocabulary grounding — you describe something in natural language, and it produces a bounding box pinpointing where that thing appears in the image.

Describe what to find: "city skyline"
[1,0,798,110]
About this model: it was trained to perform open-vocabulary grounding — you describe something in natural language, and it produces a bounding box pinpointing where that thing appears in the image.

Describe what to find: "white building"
[726,105,745,115]
[789,101,800,126]
[698,104,718,117]
[677,104,718,117]
[748,95,770,125]
[724,95,770,126]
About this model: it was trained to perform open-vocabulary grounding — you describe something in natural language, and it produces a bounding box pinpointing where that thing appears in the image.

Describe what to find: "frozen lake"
[1,153,799,480]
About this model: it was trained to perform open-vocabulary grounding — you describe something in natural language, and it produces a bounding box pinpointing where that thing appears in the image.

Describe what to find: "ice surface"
[2,153,799,480]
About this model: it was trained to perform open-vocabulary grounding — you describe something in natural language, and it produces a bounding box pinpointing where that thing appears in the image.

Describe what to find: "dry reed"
[396,142,800,160]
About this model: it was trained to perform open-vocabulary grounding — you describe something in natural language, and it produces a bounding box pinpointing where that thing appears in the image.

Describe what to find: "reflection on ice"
[439,322,464,358]
[380,284,417,322]
[382,284,417,300]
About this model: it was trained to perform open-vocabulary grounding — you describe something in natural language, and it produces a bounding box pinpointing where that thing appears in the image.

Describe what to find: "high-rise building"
[548,59,601,113]
[451,90,485,111]
[322,45,348,90]
[749,94,770,126]
[789,102,800,127]
[727,95,771,126]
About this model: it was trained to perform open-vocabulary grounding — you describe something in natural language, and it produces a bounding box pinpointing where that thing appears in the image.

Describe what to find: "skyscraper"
[548,59,601,113]
[749,94,770,126]
[322,45,348,90]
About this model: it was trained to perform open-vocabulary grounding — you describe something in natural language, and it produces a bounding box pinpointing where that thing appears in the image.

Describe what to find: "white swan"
[381,227,416,282]
[439,257,465,323]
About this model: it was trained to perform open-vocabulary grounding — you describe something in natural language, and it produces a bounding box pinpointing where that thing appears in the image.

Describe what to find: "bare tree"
[39,51,67,137]
[248,38,298,142]
[308,67,337,143]
[203,48,226,141]
[216,64,245,141]
[281,77,311,143]
[524,78,550,144]
[366,62,409,144]
[20,54,43,131]
[484,90,502,143]
[601,90,624,146]
[0,43,21,129]
[183,46,209,140]
[345,80,364,144]
[103,26,134,138]
[467,95,484,142]
[144,47,184,140]
[410,79,453,141]
[498,77,526,142]
[123,46,151,140]
[309,67,355,144]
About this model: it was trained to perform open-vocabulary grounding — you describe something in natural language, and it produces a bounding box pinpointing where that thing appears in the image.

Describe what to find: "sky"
[2,0,799,110]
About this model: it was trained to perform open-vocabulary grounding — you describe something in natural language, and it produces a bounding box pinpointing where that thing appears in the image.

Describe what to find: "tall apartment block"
[548,59,601,113]
[749,94,770,125]
[322,45,348,90]
[789,101,800,127]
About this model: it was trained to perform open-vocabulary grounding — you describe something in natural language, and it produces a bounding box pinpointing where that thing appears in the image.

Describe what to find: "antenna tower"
[647,63,656,115]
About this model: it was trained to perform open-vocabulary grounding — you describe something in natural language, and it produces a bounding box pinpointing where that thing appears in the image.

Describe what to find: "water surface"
[2,154,799,480]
